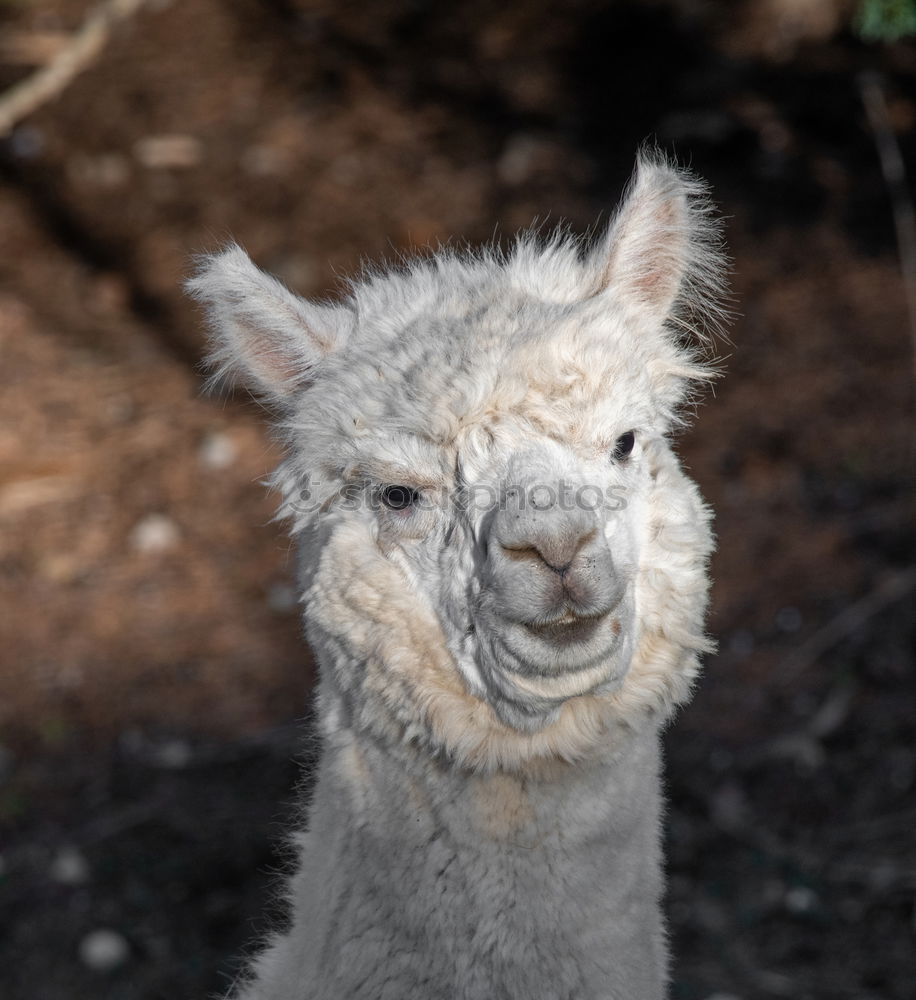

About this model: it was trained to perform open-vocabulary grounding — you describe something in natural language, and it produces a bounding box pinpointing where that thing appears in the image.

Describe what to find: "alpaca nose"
[492,481,602,576]
[486,474,623,624]
[500,526,596,575]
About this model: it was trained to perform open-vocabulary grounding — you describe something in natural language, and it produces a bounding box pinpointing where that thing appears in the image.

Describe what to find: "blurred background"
[1,0,914,997]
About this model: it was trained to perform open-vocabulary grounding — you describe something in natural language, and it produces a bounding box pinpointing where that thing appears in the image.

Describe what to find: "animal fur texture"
[187,150,728,1000]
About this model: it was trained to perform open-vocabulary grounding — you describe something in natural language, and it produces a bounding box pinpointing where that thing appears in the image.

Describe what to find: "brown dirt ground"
[0,2,914,998]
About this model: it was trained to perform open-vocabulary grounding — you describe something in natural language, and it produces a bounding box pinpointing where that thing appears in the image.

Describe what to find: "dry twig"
[781,567,916,677]
[0,0,147,137]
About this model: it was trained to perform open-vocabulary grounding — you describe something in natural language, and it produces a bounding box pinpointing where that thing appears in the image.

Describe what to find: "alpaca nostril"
[501,527,596,575]
[540,550,573,575]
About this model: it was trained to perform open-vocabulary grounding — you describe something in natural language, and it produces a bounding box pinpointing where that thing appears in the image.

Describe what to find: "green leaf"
[855,0,916,41]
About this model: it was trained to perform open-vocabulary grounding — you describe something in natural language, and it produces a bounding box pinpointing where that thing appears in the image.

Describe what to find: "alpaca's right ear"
[186,245,353,401]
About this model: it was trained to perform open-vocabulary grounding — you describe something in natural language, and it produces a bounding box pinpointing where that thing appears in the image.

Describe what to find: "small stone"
[130,514,179,554]
[134,134,202,169]
[199,432,237,470]
[785,885,818,914]
[50,846,90,886]
[78,929,130,972]
[153,739,192,770]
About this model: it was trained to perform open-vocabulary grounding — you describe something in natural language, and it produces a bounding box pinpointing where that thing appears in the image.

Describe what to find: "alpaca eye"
[380,485,419,511]
[611,431,636,461]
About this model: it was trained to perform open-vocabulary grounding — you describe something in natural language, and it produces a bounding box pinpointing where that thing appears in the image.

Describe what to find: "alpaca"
[187,151,727,1000]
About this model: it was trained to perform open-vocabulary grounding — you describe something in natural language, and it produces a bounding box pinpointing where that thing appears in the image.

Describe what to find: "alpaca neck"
[285,685,669,998]
[319,674,665,853]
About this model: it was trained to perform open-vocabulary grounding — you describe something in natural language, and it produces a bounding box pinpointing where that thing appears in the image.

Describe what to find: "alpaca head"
[188,153,727,769]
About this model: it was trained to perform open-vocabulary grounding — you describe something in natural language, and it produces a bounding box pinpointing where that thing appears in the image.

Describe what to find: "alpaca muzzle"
[468,469,634,727]
[486,475,625,631]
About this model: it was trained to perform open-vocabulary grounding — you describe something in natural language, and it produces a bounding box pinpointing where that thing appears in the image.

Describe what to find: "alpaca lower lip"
[524,613,606,644]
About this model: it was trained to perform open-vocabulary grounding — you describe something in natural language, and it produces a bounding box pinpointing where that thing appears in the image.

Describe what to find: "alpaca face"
[189,153,726,758]
[292,333,654,730]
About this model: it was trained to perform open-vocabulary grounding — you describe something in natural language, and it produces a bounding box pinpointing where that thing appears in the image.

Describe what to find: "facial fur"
[188,151,726,774]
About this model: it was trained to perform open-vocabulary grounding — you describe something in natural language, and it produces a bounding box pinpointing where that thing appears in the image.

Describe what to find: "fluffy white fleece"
[187,150,728,1000]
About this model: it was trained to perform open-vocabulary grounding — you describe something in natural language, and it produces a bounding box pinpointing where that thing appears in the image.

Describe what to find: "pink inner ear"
[632,260,679,305]
[631,205,685,306]
[595,186,688,315]
[237,319,310,395]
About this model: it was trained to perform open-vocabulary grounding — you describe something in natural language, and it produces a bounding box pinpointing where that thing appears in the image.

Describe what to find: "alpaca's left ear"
[186,244,353,402]
[589,152,726,337]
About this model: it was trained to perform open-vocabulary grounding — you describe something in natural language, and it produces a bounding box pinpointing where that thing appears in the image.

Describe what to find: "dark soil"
[1,2,914,998]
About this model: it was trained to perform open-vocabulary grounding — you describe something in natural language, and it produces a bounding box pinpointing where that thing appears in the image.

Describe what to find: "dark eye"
[611,431,636,461]
[380,485,419,511]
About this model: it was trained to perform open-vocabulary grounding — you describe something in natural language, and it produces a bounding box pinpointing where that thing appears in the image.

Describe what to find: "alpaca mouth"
[523,611,607,645]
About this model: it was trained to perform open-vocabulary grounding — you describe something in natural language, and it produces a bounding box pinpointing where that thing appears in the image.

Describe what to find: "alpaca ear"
[186,245,353,400]
[589,153,725,334]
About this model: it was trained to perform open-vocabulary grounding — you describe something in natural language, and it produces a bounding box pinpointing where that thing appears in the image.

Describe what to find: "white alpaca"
[188,152,727,1000]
